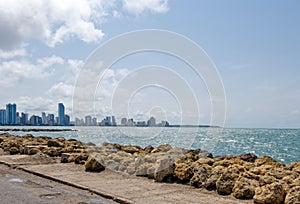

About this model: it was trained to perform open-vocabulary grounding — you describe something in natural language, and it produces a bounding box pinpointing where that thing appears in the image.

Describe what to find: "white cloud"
[0,0,106,49]
[0,48,27,59]
[0,55,64,87]
[123,0,169,14]
[47,82,75,99]
[17,96,55,114]
[0,0,170,50]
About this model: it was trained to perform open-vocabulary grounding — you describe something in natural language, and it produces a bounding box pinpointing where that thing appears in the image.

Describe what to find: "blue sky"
[0,0,300,128]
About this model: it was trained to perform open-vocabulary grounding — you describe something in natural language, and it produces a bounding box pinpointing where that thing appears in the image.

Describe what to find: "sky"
[0,0,300,128]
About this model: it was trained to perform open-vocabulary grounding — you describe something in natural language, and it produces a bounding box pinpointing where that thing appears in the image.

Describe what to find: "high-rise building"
[30,115,42,126]
[58,103,65,126]
[41,112,47,125]
[6,103,17,125]
[21,112,28,125]
[147,117,156,127]
[64,115,70,126]
[0,109,6,125]
[47,114,55,126]
[121,118,127,126]
[85,115,92,126]
[111,116,116,126]
[92,117,97,126]
[105,116,111,126]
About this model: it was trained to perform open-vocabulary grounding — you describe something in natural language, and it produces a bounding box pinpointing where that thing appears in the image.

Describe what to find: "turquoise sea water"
[1,126,299,164]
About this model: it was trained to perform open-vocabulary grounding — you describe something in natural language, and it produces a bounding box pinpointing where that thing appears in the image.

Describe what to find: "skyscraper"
[58,103,65,126]
[147,117,156,127]
[6,103,17,125]
[41,112,47,125]
[0,109,6,125]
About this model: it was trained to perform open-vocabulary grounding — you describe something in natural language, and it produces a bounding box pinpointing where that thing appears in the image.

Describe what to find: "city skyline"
[0,102,171,127]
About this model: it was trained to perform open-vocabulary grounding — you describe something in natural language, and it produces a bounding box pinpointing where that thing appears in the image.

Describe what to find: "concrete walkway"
[0,155,252,204]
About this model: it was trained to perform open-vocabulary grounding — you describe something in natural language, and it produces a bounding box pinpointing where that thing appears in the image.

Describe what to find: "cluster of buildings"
[74,116,117,126]
[0,103,70,126]
[120,117,169,127]
[0,103,170,127]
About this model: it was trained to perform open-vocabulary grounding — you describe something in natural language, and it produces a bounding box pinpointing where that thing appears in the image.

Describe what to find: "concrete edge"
[0,160,133,204]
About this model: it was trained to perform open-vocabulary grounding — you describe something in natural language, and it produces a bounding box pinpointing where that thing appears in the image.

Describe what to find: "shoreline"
[0,133,299,204]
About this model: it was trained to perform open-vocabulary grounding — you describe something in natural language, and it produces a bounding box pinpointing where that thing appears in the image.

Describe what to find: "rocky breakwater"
[0,133,89,164]
[1,133,300,204]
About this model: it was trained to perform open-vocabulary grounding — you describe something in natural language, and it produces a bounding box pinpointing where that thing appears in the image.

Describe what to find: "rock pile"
[1,133,299,204]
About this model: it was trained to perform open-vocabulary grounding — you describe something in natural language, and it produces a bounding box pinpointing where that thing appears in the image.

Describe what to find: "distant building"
[6,103,17,125]
[75,117,84,126]
[121,118,127,126]
[106,116,111,126]
[147,117,156,127]
[85,115,92,126]
[20,112,28,125]
[16,112,20,125]
[41,112,47,125]
[136,121,146,127]
[92,117,97,126]
[47,114,55,126]
[111,116,116,126]
[64,115,70,126]
[30,115,42,126]
[58,103,65,126]
[127,118,134,126]
[0,109,6,125]
[158,121,170,127]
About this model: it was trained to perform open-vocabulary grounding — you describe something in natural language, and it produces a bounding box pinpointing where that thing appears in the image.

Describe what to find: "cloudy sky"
[0,0,300,128]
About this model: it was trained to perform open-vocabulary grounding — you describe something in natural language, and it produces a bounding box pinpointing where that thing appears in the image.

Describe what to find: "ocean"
[1,126,299,165]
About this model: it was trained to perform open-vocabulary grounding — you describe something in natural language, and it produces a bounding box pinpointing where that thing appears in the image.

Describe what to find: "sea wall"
[0,133,299,204]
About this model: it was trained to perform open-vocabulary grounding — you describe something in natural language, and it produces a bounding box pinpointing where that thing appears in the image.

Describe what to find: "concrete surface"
[0,155,252,204]
[0,164,116,204]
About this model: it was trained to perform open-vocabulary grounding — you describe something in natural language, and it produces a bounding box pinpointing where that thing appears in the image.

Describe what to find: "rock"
[135,163,153,177]
[192,158,214,166]
[216,164,245,195]
[85,156,105,172]
[61,153,71,163]
[285,186,300,204]
[266,167,287,180]
[144,145,154,153]
[174,162,193,181]
[121,145,142,154]
[253,182,286,204]
[43,147,61,157]
[282,172,299,187]
[47,139,64,147]
[74,153,89,164]
[27,147,41,155]
[237,153,258,163]
[287,162,300,174]
[190,164,212,188]
[259,175,277,186]
[154,156,174,182]
[9,147,19,155]
[151,144,172,153]
[84,142,96,146]
[204,165,225,190]
[213,158,236,168]
[255,155,278,166]
[126,163,136,175]
[61,146,74,153]
[232,176,259,199]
